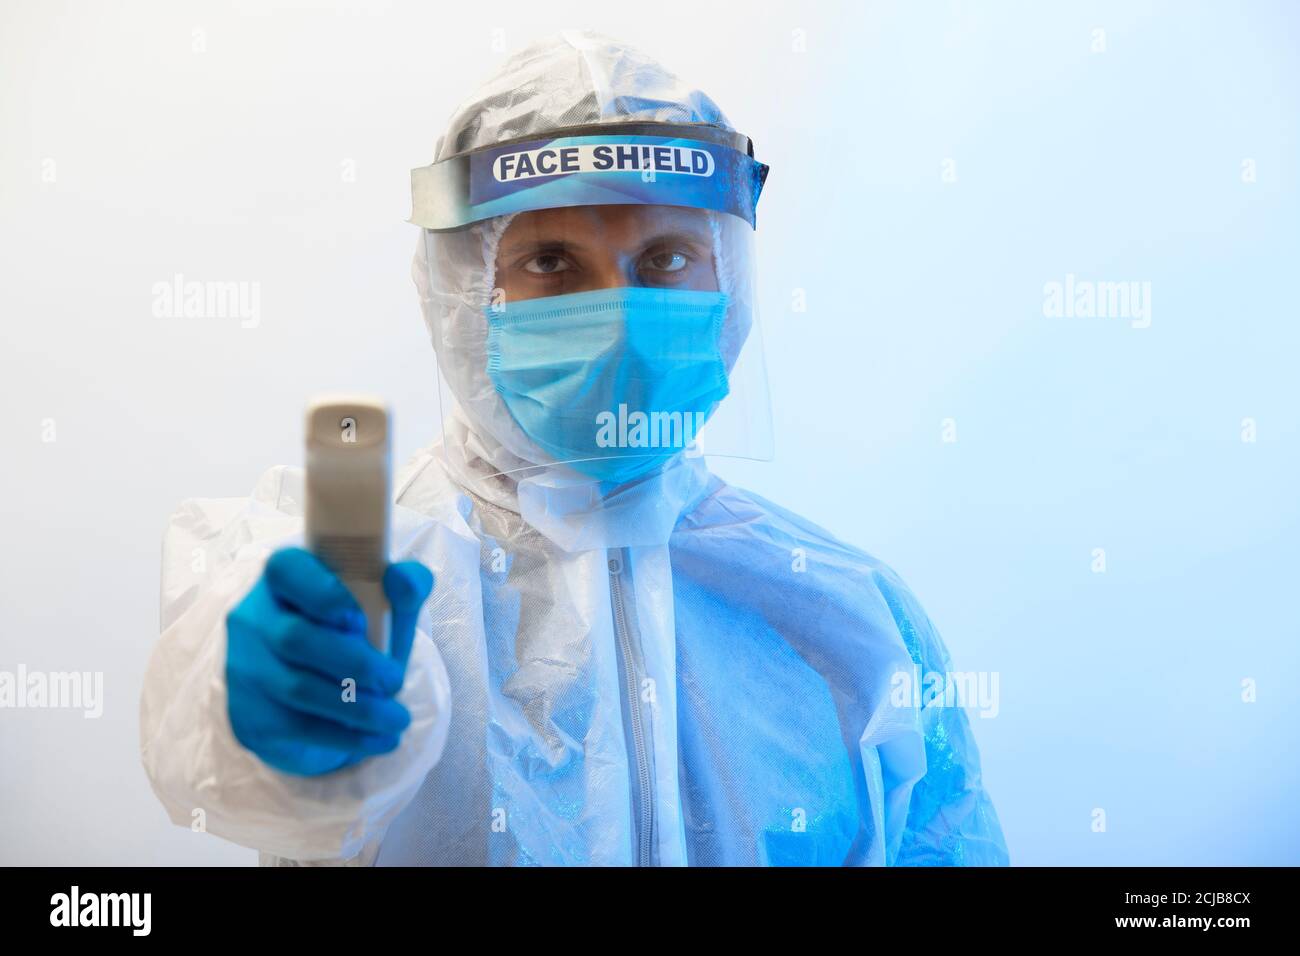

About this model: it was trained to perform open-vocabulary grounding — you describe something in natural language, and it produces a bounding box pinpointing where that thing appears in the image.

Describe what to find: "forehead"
[498,204,713,250]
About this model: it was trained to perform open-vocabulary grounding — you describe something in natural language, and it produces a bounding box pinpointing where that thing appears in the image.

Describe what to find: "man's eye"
[522,254,572,275]
[643,251,689,273]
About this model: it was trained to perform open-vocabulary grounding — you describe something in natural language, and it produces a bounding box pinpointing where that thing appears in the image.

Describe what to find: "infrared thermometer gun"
[304,396,392,653]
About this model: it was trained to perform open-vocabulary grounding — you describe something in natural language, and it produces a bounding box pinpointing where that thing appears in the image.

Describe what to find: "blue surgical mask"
[485,286,731,484]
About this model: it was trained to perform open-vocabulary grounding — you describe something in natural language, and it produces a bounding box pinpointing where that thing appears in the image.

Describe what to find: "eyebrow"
[499,236,591,258]
[500,229,711,260]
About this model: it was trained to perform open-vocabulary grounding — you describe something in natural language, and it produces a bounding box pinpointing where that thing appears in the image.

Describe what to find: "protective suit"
[140,30,1009,866]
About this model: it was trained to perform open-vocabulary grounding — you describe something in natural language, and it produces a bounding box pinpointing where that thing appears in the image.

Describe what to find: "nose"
[583,254,641,292]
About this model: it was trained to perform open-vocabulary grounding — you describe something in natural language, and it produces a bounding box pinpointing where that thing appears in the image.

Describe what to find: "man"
[141,30,1009,866]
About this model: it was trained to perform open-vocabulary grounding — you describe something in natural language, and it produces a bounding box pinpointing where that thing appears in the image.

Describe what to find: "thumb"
[383,561,435,671]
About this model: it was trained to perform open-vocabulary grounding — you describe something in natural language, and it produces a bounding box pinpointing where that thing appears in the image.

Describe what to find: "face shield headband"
[409,122,770,231]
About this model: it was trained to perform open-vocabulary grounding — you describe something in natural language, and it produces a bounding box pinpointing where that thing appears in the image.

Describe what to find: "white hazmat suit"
[140,30,1009,866]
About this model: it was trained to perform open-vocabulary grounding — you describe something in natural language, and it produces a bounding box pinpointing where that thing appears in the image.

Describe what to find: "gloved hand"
[226,546,435,776]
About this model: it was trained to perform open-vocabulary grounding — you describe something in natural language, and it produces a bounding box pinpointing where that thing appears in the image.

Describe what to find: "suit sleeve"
[874,568,1010,866]
[139,465,451,862]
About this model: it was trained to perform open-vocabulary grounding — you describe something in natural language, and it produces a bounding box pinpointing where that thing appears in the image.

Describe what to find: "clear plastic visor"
[421,203,772,484]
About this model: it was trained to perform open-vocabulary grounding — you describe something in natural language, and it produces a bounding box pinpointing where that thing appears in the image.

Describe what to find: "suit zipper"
[608,548,654,867]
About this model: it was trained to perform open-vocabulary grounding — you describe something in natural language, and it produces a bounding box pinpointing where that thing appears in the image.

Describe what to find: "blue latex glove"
[226,547,435,776]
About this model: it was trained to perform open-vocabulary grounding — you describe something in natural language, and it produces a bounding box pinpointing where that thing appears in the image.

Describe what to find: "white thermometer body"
[304,396,392,653]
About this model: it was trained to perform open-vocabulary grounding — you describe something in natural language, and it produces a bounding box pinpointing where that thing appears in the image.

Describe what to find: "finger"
[265,612,406,696]
[251,696,402,756]
[231,630,411,736]
[384,561,434,669]
[264,547,365,631]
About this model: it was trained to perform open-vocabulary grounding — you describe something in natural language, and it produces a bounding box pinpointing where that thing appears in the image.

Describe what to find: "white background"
[2,0,1297,864]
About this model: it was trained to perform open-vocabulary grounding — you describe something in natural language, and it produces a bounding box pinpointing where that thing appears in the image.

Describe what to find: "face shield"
[410,122,772,485]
